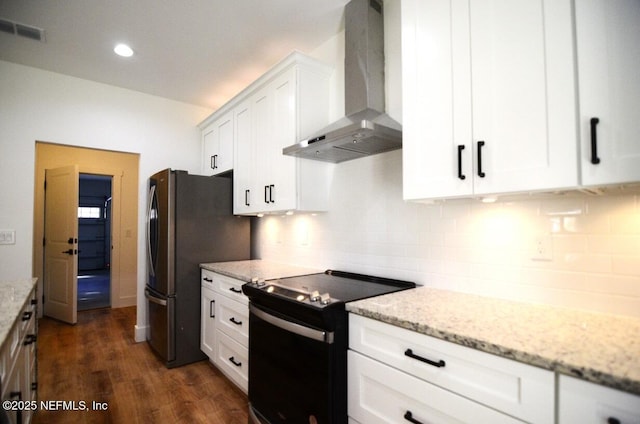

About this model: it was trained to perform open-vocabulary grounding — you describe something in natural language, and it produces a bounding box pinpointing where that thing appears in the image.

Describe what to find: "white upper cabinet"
[230,53,333,215]
[576,0,640,187]
[200,110,234,176]
[199,52,333,215]
[402,0,578,201]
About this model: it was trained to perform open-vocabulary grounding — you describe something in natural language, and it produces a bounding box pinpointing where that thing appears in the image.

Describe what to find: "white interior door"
[44,165,79,324]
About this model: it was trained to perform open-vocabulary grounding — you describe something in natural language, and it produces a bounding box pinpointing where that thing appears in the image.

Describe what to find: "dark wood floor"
[34,307,249,424]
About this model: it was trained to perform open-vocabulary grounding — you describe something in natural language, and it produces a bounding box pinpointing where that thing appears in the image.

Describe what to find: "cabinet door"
[402,0,473,200]
[403,0,577,201]
[215,112,234,174]
[268,68,298,211]
[469,0,577,195]
[202,111,234,176]
[559,375,640,423]
[252,85,275,212]
[200,286,217,360]
[202,126,216,176]
[348,351,521,424]
[576,0,640,186]
[233,99,256,214]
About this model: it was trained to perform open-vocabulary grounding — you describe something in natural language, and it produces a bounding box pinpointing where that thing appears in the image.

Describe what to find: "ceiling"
[0,0,349,110]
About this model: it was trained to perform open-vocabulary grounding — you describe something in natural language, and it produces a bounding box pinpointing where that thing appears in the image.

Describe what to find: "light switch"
[0,230,16,245]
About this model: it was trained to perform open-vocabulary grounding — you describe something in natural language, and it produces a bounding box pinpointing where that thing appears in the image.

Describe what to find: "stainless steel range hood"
[283,0,401,163]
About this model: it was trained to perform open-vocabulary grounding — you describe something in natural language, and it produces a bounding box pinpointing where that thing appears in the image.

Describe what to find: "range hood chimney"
[283,0,401,163]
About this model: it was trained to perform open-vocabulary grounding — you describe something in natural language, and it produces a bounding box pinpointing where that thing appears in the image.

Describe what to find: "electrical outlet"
[0,230,16,245]
[532,235,552,261]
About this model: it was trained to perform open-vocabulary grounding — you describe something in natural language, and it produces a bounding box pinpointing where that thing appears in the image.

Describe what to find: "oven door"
[248,302,346,424]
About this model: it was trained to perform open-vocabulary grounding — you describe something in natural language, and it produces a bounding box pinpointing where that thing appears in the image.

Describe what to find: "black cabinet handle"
[22,311,32,321]
[229,317,243,326]
[228,356,242,367]
[229,287,242,294]
[404,411,424,424]
[269,184,275,203]
[404,349,445,368]
[477,141,486,178]
[211,154,218,169]
[457,145,466,180]
[264,185,269,203]
[10,391,22,424]
[590,117,601,165]
[209,300,215,318]
[203,277,213,282]
[607,418,621,424]
[24,334,37,346]
[245,189,250,207]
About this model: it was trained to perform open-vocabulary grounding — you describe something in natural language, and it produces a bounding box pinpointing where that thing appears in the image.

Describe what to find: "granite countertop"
[0,278,37,352]
[200,259,322,283]
[347,286,640,395]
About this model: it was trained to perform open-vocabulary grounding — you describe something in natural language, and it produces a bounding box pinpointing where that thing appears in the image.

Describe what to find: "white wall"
[253,0,640,318]
[0,60,212,332]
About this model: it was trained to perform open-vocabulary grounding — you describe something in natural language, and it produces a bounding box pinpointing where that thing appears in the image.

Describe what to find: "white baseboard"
[134,324,147,343]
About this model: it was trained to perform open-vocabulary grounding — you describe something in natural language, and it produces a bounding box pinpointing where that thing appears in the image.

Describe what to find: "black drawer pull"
[203,277,213,282]
[229,317,242,326]
[229,356,242,367]
[22,311,33,321]
[477,141,486,178]
[457,145,466,180]
[209,300,215,318]
[24,334,37,346]
[404,349,445,368]
[590,117,601,165]
[404,411,424,424]
[229,287,242,294]
[245,189,250,206]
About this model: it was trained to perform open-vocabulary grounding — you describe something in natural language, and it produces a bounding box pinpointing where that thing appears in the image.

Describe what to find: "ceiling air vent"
[0,17,45,42]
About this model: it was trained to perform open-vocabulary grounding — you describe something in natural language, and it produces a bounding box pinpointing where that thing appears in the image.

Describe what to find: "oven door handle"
[250,303,334,344]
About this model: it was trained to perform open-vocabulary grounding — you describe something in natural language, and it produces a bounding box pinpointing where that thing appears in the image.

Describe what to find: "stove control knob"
[320,293,331,305]
[310,290,321,302]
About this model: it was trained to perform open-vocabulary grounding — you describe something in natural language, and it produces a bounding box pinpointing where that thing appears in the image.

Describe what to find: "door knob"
[62,249,76,255]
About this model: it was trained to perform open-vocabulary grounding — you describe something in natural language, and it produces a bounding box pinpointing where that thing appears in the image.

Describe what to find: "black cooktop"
[243,270,416,309]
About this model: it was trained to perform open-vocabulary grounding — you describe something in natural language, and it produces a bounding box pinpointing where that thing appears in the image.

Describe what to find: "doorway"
[34,141,140,321]
[77,174,112,311]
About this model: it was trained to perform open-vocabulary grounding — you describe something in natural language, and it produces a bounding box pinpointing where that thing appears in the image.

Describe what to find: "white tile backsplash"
[254,150,640,318]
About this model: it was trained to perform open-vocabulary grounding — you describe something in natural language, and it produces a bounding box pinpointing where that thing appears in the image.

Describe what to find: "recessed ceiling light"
[114,43,134,57]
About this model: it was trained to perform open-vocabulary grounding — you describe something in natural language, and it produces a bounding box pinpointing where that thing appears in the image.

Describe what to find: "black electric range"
[242,270,416,424]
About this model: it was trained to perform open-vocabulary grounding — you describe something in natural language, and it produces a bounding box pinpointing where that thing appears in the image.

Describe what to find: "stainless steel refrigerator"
[145,169,250,368]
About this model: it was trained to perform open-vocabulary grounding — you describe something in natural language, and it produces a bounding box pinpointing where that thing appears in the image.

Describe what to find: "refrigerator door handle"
[145,288,167,306]
[146,184,156,277]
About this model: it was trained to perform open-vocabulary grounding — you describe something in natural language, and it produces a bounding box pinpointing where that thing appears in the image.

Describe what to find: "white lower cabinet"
[349,351,520,423]
[559,375,640,423]
[0,287,37,424]
[214,331,248,392]
[348,314,554,424]
[200,284,216,358]
[200,268,249,393]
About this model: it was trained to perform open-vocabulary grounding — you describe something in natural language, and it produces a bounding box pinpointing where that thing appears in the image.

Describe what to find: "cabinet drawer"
[349,314,554,423]
[216,295,249,346]
[212,272,247,304]
[215,330,248,393]
[348,351,521,424]
[201,269,216,290]
[559,375,640,423]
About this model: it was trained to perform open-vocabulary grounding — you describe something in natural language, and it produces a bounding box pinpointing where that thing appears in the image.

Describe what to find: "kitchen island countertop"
[200,259,321,283]
[347,286,640,395]
[0,278,37,352]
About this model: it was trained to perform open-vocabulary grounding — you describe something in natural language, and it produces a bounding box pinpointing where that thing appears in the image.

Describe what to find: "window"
[78,207,101,218]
